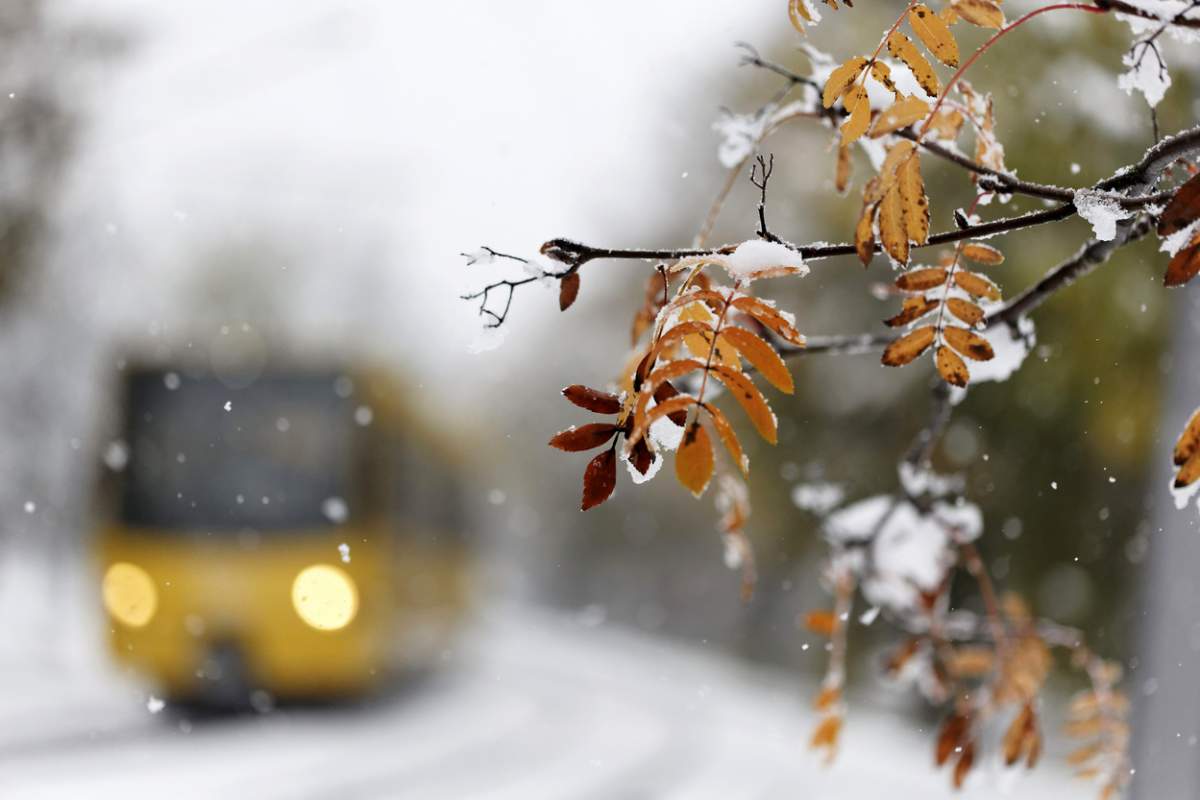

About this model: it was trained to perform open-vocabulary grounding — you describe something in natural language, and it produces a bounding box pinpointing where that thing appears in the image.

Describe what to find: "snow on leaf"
[724,240,809,281]
[1117,44,1172,108]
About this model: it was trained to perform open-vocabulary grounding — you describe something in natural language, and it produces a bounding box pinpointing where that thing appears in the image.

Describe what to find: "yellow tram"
[95,363,471,704]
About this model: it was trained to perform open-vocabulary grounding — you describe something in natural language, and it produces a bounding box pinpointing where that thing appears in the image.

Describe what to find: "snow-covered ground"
[0,601,1081,799]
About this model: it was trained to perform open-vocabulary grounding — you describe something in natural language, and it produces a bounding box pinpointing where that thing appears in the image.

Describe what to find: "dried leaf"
[895,267,948,291]
[809,714,842,754]
[936,345,969,386]
[869,60,899,98]
[629,437,655,475]
[909,4,959,67]
[559,272,580,311]
[730,297,805,345]
[882,325,935,366]
[1164,235,1200,287]
[954,270,1002,300]
[835,143,852,194]
[878,184,909,264]
[936,714,968,766]
[946,297,985,325]
[961,242,1004,265]
[948,646,994,677]
[953,739,975,788]
[675,421,715,496]
[1175,450,1200,489]
[1173,407,1200,466]
[805,609,837,636]
[814,685,841,711]
[710,366,778,444]
[840,83,871,145]
[823,56,868,108]
[898,152,930,245]
[855,200,877,266]
[703,402,748,476]
[869,94,931,137]
[943,326,995,360]
[721,326,794,394]
[653,381,690,426]
[926,108,965,139]
[562,385,622,415]
[628,394,695,448]
[952,0,1004,28]
[1003,705,1033,766]
[580,449,616,511]
[788,0,814,32]
[887,31,940,97]
[1159,173,1200,235]
[886,295,939,327]
[549,423,619,452]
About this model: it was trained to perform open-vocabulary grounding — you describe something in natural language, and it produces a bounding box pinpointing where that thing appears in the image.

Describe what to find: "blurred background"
[0,0,1197,796]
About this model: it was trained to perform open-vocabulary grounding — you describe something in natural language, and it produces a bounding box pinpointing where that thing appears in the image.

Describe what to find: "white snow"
[1118,45,1173,108]
[791,481,845,514]
[467,326,509,354]
[338,542,351,563]
[970,317,1037,384]
[1074,189,1133,241]
[713,110,770,169]
[1161,220,1200,257]
[102,440,129,472]
[321,496,349,524]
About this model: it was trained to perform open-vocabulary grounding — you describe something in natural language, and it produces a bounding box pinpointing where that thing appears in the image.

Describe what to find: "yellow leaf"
[869,60,899,98]
[954,270,1001,300]
[926,108,965,139]
[886,31,940,98]
[788,0,814,32]
[936,345,969,386]
[675,421,715,497]
[729,296,805,345]
[952,0,1005,29]
[895,267,947,291]
[1173,407,1200,466]
[855,200,877,266]
[878,184,909,265]
[881,325,935,366]
[702,402,748,476]
[945,296,985,325]
[710,366,778,444]
[909,4,960,67]
[898,151,929,245]
[869,94,931,137]
[943,326,995,360]
[823,56,868,108]
[721,326,794,394]
[840,84,871,145]
[961,242,1004,265]
[885,296,938,327]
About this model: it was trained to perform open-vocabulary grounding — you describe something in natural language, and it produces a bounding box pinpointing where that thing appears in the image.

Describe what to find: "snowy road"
[0,608,1081,799]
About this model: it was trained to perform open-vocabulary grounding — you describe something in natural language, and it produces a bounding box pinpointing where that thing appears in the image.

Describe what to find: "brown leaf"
[629,437,655,475]
[1164,234,1200,287]
[653,381,690,426]
[721,326,794,394]
[823,56,868,108]
[835,143,852,194]
[961,242,1004,265]
[1003,704,1033,766]
[840,83,871,145]
[953,739,975,788]
[675,421,715,497]
[945,297,985,326]
[804,609,837,636]
[909,4,959,67]
[936,714,968,766]
[1173,407,1200,466]
[869,94,931,137]
[549,423,619,452]
[886,296,939,327]
[936,345,969,386]
[887,31,940,97]
[882,325,935,366]
[1159,173,1200,235]
[581,449,617,510]
[710,366,778,444]
[896,267,948,291]
[898,152,929,245]
[855,200,877,266]
[730,296,805,345]
[703,402,748,476]
[559,272,580,311]
[952,0,1004,28]
[954,270,1001,300]
[878,184,909,265]
[562,385,622,414]
[943,326,995,361]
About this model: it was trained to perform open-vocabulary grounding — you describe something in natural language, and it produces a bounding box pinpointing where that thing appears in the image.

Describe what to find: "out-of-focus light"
[291,565,358,631]
[103,562,158,628]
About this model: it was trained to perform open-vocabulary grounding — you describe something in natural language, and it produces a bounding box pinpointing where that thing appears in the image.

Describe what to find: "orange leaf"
[703,402,748,477]
[943,326,995,360]
[954,270,1001,300]
[675,422,715,497]
[1159,173,1200,235]
[961,242,1004,265]
[895,267,947,291]
[823,56,868,108]
[804,609,837,636]
[1173,407,1200,466]
[881,325,935,365]
[936,345,969,386]
[1176,450,1200,489]
[909,4,959,67]
[855,200,878,266]
[562,385,621,414]
[710,366,778,444]
[549,423,618,452]
[953,740,976,788]
[628,394,695,448]
[886,296,938,327]
[945,297,985,326]
[581,449,616,510]
[721,326,794,394]
[730,297,805,345]
[653,381,690,425]
[559,272,580,311]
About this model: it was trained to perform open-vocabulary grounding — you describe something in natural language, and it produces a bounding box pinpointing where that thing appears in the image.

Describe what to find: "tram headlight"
[291,564,358,631]
[102,562,158,628]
